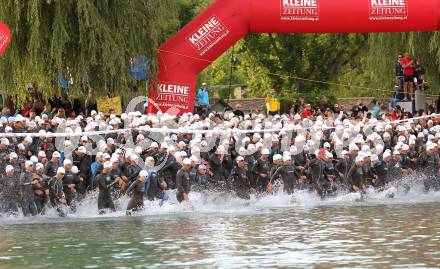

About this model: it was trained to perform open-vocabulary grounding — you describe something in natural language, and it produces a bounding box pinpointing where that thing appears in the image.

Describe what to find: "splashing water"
[1,175,440,224]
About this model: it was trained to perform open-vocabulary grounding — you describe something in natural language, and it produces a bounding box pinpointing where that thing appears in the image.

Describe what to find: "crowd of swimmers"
[0,104,439,217]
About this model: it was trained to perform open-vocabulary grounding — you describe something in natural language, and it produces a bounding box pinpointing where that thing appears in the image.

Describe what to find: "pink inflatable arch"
[149,0,440,115]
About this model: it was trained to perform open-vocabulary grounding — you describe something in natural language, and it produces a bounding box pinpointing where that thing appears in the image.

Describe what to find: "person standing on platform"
[400,52,415,101]
[414,58,427,111]
[196,82,210,117]
[265,89,281,116]
[395,54,404,100]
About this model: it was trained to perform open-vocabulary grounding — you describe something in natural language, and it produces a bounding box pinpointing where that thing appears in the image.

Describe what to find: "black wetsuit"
[48,177,66,217]
[230,167,251,200]
[418,152,440,191]
[45,161,59,177]
[110,167,124,199]
[145,171,166,201]
[308,159,329,196]
[347,165,364,191]
[74,154,92,193]
[160,155,178,189]
[0,174,20,214]
[126,179,145,212]
[189,167,198,184]
[210,154,230,189]
[244,155,256,170]
[399,154,413,171]
[253,158,271,192]
[335,158,349,185]
[279,164,300,194]
[0,149,8,173]
[176,169,191,203]
[362,163,375,186]
[268,165,284,192]
[63,171,80,206]
[371,161,388,189]
[18,172,38,216]
[126,164,141,183]
[96,173,116,213]
[155,152,167,166]
[193,172,212,191]
[33,173,49,213]
[294,152,308,168]
[346,155,356,171]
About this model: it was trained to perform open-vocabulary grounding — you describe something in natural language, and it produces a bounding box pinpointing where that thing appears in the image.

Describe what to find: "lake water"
[2,185,440,269]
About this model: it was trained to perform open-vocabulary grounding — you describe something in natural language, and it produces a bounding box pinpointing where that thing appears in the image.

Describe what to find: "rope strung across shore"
[158,48,440,98]
[0,113,438,138]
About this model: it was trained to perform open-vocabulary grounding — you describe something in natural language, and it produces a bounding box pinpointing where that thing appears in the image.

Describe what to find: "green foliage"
[177,0,211,27]
[2,0,440,107]
[200,32,440,100]
[0,0,179,105]
[200,33,370,100]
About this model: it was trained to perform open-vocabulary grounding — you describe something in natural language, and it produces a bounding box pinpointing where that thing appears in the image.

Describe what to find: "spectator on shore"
[1,107,11,118]
[371,100,381,116]
[20,100,33,117]
[413,58,426,90]
[233,104,245,118]
[395,54,404,100]
[357,100,369,114]
[196,82,210,117]
[41,103,53,118]
[293,99,302,114]
[400,52,415,101]
[301,104,313,119]
[318,97,330,113]
[265,89,280,116]
[391,105,402,120]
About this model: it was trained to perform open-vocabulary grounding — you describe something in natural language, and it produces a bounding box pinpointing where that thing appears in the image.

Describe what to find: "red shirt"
[301,108,313,119]
[20,107,30,116]
[400,58,414,76]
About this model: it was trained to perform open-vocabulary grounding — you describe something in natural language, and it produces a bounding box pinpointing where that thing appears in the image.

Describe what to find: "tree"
[0,0,179,105]
[200,32,440,101]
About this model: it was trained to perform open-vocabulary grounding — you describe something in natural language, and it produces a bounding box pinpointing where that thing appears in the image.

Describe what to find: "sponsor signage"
[280,0,319,21]
[187,16,230,56]
[369,0,408,20]
[97,96,123,115]
[156,82,191,110]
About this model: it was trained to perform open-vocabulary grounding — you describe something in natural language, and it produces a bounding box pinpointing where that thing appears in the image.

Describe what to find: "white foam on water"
[2,177,440,224]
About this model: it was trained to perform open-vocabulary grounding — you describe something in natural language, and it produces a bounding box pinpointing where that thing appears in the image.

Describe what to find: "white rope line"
[0,113,437,138]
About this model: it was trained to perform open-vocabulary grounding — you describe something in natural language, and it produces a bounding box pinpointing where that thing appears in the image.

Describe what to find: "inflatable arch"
[149,0,440,115]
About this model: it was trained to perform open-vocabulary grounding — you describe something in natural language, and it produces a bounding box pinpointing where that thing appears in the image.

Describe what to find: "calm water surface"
[1,197,440,269]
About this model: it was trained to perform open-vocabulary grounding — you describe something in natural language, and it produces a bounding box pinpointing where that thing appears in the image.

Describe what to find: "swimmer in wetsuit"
[96,161,117,214]
[176,158,192,203]
[126,170,148,215]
